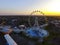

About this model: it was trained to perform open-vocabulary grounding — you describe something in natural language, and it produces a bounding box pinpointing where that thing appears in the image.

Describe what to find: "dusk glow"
[0,0,60,16]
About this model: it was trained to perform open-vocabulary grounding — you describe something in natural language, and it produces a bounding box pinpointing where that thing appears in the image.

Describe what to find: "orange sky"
[0,0,60,16]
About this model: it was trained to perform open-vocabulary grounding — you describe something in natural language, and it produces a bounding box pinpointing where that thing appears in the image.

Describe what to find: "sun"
[41,0,60,16]
[46,0,60,12]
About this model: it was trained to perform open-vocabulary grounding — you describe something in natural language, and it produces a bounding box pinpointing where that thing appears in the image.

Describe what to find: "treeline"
[0,16,59,27]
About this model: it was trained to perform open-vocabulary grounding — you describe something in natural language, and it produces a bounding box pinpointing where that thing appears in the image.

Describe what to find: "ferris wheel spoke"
[28,10,48,27]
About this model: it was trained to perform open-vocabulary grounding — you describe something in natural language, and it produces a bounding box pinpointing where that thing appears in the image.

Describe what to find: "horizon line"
[0,15,60,16]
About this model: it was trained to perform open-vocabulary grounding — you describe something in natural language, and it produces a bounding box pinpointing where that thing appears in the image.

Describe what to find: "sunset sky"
[0,0,60,16]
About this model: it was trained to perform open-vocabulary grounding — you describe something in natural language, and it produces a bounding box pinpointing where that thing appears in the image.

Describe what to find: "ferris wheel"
[28,10,48,27]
